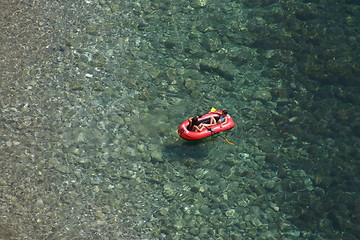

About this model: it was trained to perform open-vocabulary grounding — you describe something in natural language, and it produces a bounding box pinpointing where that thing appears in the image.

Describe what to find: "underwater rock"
[227,46,256,66]
[194,168,209,179]
[0,179,7,186]
[184,78,196,91]
[249,206,261,218]
[173,221,184,230]
[34,199,44,208]
[264,180,276,192]
[259,142,275,153]
[293,3,322,21]
[313,175,333,188]
[243,0,276,7]
[0,225,16,239]
[190,0,207,8]
[269,202,279,212]
[151,149,164,162]
[250,181,266,196]
[189,227,200,235]
[157,207,169,216]
[199,59,236,80]
[54,164,71,174]
[184,40,205,58]
[166,69,177,82]
[252,90,272,101]
[86,23,98,35]
[120,169,136,179]
[91,81,104,91]
[138,89,151,101]
[319,218,334,232]
[265,153,283,165]
[286,230,301,237]
[203,32,221,52]
[277,166,288,178]
[261,68,282,79]
[69,80,84,91]
[163,182,179,200]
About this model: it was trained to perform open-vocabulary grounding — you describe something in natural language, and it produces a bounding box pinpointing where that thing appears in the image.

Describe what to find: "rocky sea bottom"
[1,0,360,239]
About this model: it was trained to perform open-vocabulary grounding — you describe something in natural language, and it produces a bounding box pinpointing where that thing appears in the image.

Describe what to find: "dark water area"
[1,0,360,239]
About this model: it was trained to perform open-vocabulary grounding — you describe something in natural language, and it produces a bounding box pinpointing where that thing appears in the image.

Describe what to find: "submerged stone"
[190,0,207,8]
[253,90,272,101]
[203,32,221,52]
[151,150,163,162]
[184,78,196,91]
[86,23,98,35]
[69,81,84,91]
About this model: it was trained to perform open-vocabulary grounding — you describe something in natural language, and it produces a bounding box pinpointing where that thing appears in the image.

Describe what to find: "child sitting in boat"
[207,110,229,128]
[188,116,206,132]
[188,115,217,132]
[217,110,229,127]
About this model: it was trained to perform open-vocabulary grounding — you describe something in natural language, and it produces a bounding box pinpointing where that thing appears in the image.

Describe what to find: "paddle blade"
[210,107,216,112]
[225,138,234,144]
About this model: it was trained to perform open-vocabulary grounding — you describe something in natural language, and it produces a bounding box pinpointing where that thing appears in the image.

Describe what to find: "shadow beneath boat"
[163,139,213,165]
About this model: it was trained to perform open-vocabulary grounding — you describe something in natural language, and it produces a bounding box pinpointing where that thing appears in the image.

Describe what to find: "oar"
[206,127,234,144]
[218,133,234,145]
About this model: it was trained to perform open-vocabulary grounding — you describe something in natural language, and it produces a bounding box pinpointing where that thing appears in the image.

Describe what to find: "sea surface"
[1,0,359,239]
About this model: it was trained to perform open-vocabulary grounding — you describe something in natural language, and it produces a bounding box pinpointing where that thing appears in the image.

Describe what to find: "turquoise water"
[1,0,360,239]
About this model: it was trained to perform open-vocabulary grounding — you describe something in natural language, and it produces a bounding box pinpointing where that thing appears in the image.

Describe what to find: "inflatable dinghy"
[178,110,235,140]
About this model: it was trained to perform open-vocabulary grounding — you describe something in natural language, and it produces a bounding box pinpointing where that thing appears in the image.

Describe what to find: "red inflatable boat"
[178,110,235,140]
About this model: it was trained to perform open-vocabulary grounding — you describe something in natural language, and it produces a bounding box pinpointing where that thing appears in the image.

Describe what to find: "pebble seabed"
[1,0,360,239]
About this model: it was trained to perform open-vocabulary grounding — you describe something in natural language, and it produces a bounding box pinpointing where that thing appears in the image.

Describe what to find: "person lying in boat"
[208,110,229,128]
[187,115,217,131]
[188,116,206,131]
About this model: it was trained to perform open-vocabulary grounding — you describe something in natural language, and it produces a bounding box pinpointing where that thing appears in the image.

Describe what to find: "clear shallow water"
[1,0,360,239]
